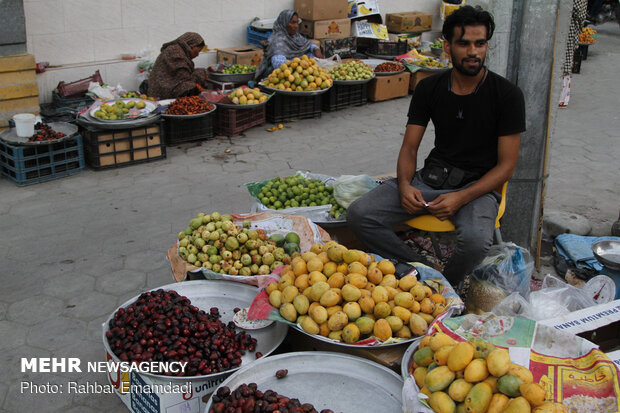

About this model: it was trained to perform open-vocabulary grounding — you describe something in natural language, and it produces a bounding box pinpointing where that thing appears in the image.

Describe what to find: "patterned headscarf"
[256,10,314,79]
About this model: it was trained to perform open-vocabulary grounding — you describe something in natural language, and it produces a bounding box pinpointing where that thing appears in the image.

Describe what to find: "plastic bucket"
[13,113,36,137]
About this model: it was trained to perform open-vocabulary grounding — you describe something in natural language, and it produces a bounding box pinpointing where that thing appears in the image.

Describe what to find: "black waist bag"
[421,157,481,189]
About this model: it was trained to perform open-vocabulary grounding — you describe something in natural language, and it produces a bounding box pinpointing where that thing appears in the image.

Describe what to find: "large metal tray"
[258,83,331,96]
[208,71,256,83]
[412,64,450,72]
[401,340,419,378]
[102,280,288,381]
[204,351,403,413]
[333,75,375,85]
[77,113,161,130]
[0,122,78,146]
[161,104,217,119]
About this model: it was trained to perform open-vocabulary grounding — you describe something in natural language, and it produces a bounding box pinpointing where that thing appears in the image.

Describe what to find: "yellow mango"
[424,365,456,392]
[392,305,412,324]
[486,393,509,413]
[396,325,412,338]
[481,376,498,393]
[464,382,493,413]
[429,391,456,413]
[430,332,457,351]
[520,382,547,407]
[434,345,456,366]
[508,363,534,384]
[448,378,473,403]
[409,313,429,336]
[503,396,531,413]
[464,358,489,383]
[532,402,568,413]
[373,318,392,341]
[487,348,511,377]
[448,342,475,372]
[413,366,427,388]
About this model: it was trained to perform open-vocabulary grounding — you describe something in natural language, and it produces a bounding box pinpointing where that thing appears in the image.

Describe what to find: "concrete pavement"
[0,23,618,412]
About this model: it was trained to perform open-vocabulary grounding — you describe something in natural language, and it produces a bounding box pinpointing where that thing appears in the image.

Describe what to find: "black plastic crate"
[81,122,166,169]
[572,48,583,74]
[52,92,95,111]
[322,83,368,111]
[367,39,409,56]
[215,105,266,137]
[266,94,322,123]
[162,114,214,146]
[0,136,84,186]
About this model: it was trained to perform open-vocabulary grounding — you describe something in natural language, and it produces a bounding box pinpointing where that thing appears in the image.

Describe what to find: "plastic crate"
[162,113,215,146]
[81,122,166,169]
[0,136,84,186]
[322,83,368,111]
[215,105,266,137]
[266,93,322,123]
[247,26,272,48]
[572,48,582,74]
[52,92,95,111]
[367,39,409,56]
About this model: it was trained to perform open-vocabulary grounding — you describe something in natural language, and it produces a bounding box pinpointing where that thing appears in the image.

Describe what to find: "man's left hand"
[427,192,466,221]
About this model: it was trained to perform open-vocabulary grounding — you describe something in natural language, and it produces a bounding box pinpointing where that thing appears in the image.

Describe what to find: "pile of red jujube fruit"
[209,383,335,413]
[106,289,257,376]
[28,122,65,142]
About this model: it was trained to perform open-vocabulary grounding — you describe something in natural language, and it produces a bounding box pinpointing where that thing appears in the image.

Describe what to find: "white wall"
[25,0,509,103]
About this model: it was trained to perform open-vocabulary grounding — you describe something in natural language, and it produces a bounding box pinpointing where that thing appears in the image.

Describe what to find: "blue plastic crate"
[247,26,271,48]
[0,135,85,186]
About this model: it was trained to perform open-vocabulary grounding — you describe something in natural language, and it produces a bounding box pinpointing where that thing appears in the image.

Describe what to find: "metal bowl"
[258,83,331,96]
[333,75,375,85]
[161,104,217,119]
[102,281,288,384]
[0,122,78,146]
[203,351,404,413]
[592,240,620,270]
[374,67,405,76]
[431,47,443,56]
[208,71,256,83]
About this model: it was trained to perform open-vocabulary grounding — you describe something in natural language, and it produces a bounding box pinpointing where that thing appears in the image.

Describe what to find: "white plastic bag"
[314,54,341,70]
[492,274,596,321]
[332,174,378,208]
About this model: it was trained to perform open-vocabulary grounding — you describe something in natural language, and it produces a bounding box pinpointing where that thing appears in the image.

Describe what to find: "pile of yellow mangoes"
[228,87,268,105]
[265,241,448,344]
[579,27,597,44]
[263,55,333,92]
[412,333,568,413]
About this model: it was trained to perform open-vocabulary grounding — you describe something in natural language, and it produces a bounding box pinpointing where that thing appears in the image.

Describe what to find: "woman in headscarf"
[255,10,323,80]
[148,32,209,99]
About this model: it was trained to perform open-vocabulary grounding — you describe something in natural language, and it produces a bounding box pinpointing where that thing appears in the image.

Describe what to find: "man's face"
[287,14,299,36]
[444,25,488,76]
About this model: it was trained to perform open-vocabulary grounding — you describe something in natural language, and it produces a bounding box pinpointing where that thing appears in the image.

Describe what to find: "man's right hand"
[399,184,427,215]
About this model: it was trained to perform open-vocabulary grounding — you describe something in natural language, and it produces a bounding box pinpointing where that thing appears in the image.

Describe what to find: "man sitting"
[347,6,526,287]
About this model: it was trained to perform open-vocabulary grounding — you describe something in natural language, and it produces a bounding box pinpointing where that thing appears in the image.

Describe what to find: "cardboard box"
[321,37,357,58]
[440,0,465,20]
[299,18,351,40]
[351,20,388,40]
[368,72,411,102]
[347,0,380,19]
[386,12,433,33]
[216,45,263,66]
[295,0,348,21]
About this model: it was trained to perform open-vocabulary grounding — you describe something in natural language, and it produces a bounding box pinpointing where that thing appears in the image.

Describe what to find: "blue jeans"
[347,173,499,286]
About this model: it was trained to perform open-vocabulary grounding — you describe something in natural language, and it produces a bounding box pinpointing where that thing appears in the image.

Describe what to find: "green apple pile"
[258,174,346,219]
[328,61,374,81]
[222,64,256,74]
[177,211,301,275]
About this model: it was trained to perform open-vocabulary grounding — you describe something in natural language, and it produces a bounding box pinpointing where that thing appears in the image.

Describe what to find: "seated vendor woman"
[148,32,209,99]
[255,10,323,80]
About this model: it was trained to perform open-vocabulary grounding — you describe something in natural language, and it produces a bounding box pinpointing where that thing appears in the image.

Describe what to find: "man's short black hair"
[442,5,495,42]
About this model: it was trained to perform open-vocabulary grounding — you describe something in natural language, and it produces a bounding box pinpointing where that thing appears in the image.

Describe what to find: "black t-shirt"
[408,69,526,176]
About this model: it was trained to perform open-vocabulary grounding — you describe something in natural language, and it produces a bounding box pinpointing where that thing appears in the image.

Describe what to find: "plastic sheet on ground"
[402,313,620,413]
[166,212,331,285]
[245,171,345,224]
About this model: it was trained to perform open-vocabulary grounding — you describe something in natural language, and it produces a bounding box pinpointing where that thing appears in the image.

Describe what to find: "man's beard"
[451,53,485,76]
